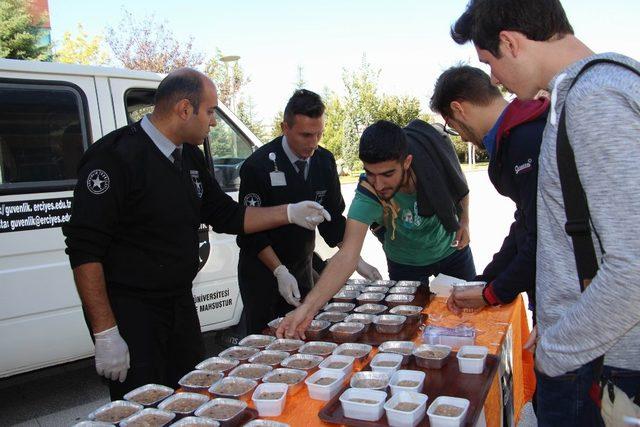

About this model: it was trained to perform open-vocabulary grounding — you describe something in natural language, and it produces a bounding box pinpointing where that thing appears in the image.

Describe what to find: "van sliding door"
[0,78,97,377]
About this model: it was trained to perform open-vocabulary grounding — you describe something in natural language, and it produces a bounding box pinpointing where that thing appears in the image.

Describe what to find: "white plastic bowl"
[251,383,288,417]
[384,391,429,427]
[304,369,346,401]
[339,388,387,421]
[456,345,488,374]
[370,352,403,375]
[389,370,426,395]
[427,396,470,427]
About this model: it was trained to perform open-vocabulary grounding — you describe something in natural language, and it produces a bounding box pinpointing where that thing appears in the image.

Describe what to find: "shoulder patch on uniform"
[243,193,261,207]
[86,169,110,194]
[315,190,327,205]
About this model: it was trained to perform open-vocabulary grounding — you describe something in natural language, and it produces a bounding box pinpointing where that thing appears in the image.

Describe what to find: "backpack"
[556,57,640,424]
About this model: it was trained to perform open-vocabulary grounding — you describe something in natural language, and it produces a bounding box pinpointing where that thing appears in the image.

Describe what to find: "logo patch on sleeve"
[514,158,533,175]
[315,190,327,205]
[87,169,110,194]
[243,193,261,207]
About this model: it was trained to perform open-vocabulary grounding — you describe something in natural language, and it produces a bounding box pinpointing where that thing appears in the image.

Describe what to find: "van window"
[209,112,254,192]
[0,81,89,193]
[123,88,254,192]
[125,88,155,123]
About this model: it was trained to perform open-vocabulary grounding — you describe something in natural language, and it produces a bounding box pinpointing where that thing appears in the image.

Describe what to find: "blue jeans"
[536,359,640,426]
[386,246,476,284]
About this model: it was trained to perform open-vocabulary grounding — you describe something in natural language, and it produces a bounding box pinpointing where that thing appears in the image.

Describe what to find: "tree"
[0,0,50,60]
[340,56,381,170]
[269,111,284,140]
[106,9,203,73]
[203,52,268,144]
[321,92,349,174]
[54,23,110,65]
[337,56,422,171]
[204,50,250,110]
[236,97,268,143]
[375,95,421,127]
[450,134,469,163]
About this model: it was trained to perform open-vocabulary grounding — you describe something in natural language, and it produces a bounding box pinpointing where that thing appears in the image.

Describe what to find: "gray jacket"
[536,52,640,376]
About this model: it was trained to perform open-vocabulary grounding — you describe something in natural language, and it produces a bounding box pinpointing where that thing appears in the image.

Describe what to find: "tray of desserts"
[318,345,498,426]
[266,281,432,346]
[315,281,431,346]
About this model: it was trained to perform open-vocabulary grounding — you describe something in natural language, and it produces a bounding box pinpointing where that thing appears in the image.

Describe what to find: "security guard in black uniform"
[237,89,381,334]
[63,70,330,400]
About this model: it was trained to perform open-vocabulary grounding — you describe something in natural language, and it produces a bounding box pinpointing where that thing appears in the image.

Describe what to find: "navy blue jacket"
[479,98,549,306]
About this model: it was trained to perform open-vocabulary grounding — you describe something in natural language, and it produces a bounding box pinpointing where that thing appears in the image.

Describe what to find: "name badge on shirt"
[270,171,287,187]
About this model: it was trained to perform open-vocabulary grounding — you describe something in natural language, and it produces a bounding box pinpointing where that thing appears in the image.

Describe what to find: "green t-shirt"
[348,190,456,266]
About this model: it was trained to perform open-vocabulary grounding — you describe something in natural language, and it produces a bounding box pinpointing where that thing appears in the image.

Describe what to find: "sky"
[48,0,640,123]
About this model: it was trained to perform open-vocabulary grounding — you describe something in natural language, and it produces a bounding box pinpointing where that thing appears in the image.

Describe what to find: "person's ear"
[404,154,413,170]
[280,121,287,134]
[175,99,193,120]
[450,101,464,117]
[499,30,520,58]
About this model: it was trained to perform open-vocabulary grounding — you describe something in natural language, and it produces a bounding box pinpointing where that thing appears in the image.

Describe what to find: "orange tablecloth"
[423,296,536,426]
[247,296,533,426]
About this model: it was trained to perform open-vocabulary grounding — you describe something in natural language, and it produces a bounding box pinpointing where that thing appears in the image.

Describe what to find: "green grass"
[338,174,361,184]
[461,162,489,172]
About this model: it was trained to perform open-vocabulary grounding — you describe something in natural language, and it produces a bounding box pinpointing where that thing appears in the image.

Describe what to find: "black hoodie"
[480,98,549,307]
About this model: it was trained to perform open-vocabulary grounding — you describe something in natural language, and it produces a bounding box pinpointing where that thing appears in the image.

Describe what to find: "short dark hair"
[283,89,325,127]
[452,0,574,57]
[430,65,503,118]
[359,120,408,164]
[154,68,204,115]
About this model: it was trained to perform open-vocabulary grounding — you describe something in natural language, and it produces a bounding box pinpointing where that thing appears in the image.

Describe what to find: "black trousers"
[105,290,205,400]
[238,255,314,335]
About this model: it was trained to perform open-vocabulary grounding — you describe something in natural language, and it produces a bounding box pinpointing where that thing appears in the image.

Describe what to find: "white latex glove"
[287,201,331,230]
[274,265,301,307]
[356,257,383,280]
[94,325,130,383]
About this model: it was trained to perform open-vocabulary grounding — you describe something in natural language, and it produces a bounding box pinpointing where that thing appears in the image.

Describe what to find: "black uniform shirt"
[237,137,346,269]
[63,121,246,296]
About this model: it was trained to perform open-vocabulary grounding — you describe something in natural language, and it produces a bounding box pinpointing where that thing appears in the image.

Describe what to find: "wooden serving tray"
[325,287,432,346]
[318,353,499,426]
[264,287,432,346]
[327,316,426,346]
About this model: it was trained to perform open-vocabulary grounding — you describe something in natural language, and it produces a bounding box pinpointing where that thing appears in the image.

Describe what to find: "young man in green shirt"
[277,120,475,339]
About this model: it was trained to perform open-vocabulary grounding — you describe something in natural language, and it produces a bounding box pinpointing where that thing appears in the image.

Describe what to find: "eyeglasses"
[443,120,460,137]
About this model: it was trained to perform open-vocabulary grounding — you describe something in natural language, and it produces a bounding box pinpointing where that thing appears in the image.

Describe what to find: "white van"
[0,59,263,378]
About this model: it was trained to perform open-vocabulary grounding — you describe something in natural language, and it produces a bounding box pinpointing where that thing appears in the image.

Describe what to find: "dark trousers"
[387,246,477,284]
[238,255,314,335]
[106,290,205,401]
[536,359,640,426]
